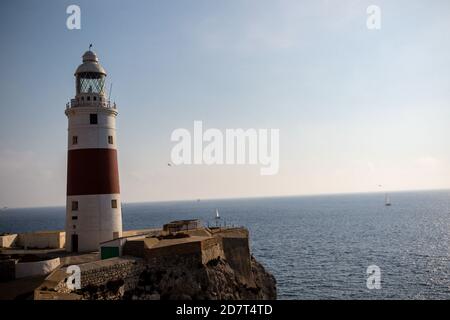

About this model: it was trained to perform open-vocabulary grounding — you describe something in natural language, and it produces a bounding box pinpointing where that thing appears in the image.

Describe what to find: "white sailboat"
[215,209,220,227]
[385,193,391,206]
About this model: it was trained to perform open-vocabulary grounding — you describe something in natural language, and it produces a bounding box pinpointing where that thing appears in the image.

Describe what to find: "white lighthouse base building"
[65,194,122,252]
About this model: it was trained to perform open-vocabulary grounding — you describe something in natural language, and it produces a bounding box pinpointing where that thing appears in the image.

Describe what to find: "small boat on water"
[385,193,391,206]
[215,209,221,226]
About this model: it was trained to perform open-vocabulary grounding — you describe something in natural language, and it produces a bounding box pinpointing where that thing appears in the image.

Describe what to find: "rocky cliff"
[77,255,276,300]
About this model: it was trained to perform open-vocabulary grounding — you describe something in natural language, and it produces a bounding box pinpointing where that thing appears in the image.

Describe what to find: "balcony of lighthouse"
[66,96,117,110]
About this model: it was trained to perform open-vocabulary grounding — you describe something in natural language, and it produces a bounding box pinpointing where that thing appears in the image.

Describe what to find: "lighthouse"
[65,49,122,252]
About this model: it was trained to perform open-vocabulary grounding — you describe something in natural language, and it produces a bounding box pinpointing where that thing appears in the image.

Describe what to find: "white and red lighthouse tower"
[65,49,122,252]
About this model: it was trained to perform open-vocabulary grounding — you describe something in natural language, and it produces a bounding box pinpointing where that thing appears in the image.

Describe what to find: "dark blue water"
[2,190,450,299]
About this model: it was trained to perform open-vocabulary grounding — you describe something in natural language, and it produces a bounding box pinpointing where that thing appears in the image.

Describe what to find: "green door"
[101,246,119,259]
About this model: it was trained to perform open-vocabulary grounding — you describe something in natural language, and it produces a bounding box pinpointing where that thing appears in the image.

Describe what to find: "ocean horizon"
[1,189,450,299]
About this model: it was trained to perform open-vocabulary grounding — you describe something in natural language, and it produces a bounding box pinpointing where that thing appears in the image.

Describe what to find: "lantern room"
[74,50,107,96]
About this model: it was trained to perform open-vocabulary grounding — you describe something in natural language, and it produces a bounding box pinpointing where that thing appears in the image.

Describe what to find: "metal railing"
[66,99,117,109]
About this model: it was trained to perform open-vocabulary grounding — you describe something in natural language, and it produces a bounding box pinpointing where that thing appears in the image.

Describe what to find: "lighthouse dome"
[74,50,107,76]
[82,50,98,62]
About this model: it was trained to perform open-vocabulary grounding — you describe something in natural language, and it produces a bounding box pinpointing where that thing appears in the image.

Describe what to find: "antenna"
[108,82,113,102]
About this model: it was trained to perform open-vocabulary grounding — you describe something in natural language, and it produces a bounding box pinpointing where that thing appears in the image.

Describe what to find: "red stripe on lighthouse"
[67,148,120,195]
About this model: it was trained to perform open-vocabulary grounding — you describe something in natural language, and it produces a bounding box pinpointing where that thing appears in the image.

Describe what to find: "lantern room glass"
[77,72,106,95]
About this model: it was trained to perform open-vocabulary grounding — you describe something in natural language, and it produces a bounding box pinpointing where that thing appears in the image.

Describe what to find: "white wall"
[0,234,18,248]
[16,232,65,249]
[67,106,117,150]
[15,258,61,279]
[66,193,122,252]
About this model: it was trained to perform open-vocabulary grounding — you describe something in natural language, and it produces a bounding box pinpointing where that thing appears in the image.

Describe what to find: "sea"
[1,189,450,300]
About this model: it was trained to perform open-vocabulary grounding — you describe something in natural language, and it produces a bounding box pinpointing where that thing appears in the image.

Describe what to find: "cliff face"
[129,255,276,300]
[78,255,276,300]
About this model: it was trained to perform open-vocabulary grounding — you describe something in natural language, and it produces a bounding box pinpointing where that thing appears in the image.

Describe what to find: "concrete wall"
[15,258,60,279]
[185,228,212,237]
[60,232,66,248]
[16,231,65,249]
[163,220,201,233]
[201,237,225,265]
[0,259,17,282]
[0,234,18,248]
[221,237,252,285]
[122,229,159,237]
[210,228,253,285]
[123,240,145,258]
[101,234,149,259]
[140,237,225,267]
[145,241,203,267]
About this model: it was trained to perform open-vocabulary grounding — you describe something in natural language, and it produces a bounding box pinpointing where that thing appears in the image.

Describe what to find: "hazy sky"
[1,0,449,208]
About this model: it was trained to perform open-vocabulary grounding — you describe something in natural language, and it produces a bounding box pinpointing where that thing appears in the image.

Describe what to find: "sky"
[0,0,449,208]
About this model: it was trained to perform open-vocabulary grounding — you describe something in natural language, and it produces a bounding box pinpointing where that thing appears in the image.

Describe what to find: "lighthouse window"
[77,73,106,94]
[108,136,113,144]
[90,114,98,124]
[71,201,79,211]
[71,216,78,220]
[111,200,118,208]
[72,136,78,145]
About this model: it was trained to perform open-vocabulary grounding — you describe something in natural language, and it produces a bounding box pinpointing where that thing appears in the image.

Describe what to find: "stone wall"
[78,257,144,291]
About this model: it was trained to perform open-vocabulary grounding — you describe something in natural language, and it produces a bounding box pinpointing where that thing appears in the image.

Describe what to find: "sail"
[385,193,391,206]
